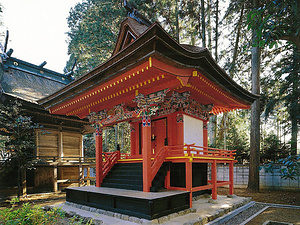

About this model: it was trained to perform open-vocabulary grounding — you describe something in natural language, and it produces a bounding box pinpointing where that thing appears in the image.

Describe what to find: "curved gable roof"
[39,18,259,116]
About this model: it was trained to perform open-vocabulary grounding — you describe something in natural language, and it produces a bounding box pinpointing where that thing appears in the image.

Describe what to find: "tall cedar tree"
[248,0,261,193]
[247,0,300,154]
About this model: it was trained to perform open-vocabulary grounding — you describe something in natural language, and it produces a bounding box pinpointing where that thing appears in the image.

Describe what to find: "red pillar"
[142,115,151,192]
[186,160,193,208]
[95,125,103,187]
[229,161,234,195]
[211,160,217,199]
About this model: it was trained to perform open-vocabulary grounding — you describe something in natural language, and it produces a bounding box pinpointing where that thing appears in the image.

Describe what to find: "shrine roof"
[38,19,259,118]
[0,54,74,103]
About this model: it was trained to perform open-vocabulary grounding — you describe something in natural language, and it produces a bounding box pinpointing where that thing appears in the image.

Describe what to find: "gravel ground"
[221,203,267,225]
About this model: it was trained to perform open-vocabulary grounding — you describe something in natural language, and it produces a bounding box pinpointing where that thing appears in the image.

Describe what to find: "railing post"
[53,164,58,192]
[117,150,121,160]
[78,164,83,187]
[86,167,91,186]
[187,145,191,156]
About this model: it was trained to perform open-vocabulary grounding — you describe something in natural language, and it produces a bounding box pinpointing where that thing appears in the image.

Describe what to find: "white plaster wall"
[183,115,203,146]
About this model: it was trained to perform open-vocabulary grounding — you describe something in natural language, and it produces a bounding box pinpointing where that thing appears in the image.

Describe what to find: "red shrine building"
[39,11,258,220]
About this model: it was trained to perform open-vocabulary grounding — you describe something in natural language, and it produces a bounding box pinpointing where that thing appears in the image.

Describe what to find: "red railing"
[167,144,236,159]
[100,145,235,186]
[150,144,235,185]
[102,151,120,178]
[151,146,170,181]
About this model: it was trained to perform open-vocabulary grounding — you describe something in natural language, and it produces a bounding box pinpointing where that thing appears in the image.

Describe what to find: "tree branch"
[279,34,300,51]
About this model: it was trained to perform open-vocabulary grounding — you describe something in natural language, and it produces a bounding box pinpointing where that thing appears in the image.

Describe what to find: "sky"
[1,0,82,73]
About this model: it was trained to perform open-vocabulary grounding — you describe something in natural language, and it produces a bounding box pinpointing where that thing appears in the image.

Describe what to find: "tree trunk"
[248,0,261,193]
[229,2,244,78]
[208,0,220,147]
[223,112,227,150]
[201,0,206,47]
[175,0,180,42]
[207,0,212,52]
[215,0,219,61]
[17,164,21,198]
[291,46,299,155]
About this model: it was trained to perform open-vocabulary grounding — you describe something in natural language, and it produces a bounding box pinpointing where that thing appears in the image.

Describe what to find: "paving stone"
[151,219,159,224]
[92,219,103,225]
[104,211,114,217]
[190,208,197,213]
[205,213,213,222]
[81,206,90,211]
[168,212,178,220]
[178,210,187,216]
[183,219,199,225]
[157,215,169,223]
[74,203,82,209]
[185,208,191,214]
[208,198,219,204]
[140,218,151,224]
[120,214,129,220]
[227,194,237,198]
[217,209,225,216]
[199,217,208,225]
[223,207,231,214]
[129,216,141,223]
[66,211,77,218]
[95,209,106,214]
[90,207,97,212]
[113,212,122,219]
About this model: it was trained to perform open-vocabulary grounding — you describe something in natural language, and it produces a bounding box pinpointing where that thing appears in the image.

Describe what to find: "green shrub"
[0,202,65,225]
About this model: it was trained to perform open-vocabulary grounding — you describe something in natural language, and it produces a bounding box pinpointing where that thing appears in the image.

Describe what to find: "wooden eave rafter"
[38,21,259,118]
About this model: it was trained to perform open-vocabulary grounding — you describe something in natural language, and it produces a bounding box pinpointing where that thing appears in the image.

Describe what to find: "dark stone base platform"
[66,186,190,220]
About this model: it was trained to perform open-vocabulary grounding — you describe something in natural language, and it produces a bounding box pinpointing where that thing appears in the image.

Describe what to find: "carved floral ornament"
[87,90,214,128]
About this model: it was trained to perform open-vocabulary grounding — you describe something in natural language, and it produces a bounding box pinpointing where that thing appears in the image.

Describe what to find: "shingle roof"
[0,54,73,103]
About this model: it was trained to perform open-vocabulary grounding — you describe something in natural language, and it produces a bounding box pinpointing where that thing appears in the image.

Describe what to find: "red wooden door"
[151,118,167,155]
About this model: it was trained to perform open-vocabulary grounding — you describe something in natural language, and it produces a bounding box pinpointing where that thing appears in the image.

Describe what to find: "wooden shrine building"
[0,48,94,194]
[39,8,259,220]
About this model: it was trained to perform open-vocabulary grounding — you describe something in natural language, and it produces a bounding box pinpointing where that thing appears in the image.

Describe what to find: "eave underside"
[48,56,251,122]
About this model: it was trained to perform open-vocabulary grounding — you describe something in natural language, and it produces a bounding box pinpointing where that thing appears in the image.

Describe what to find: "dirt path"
[218,187,300,206]
[0,192,66,209]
